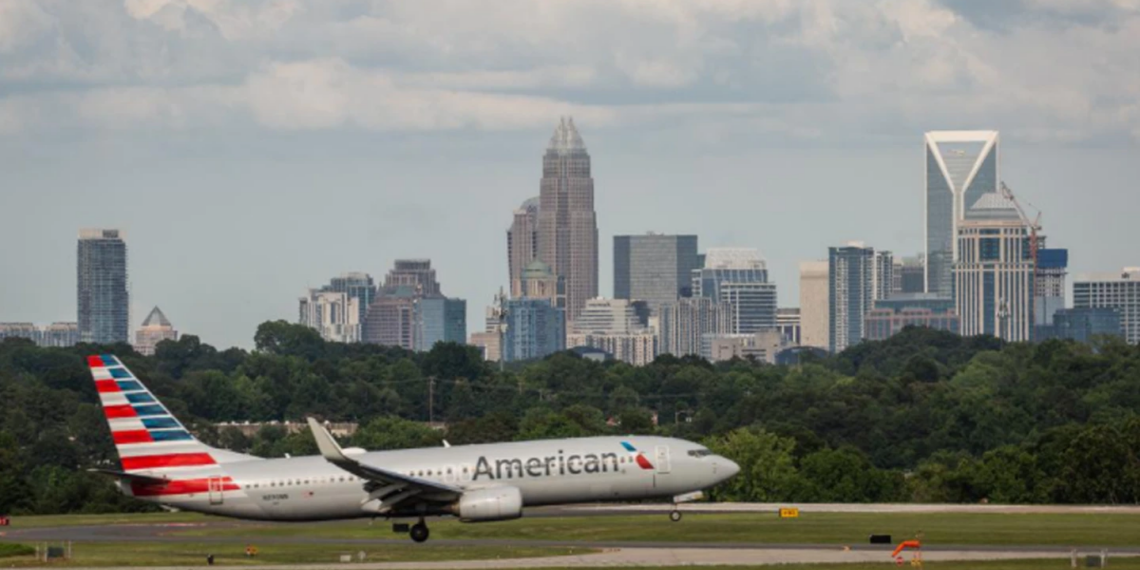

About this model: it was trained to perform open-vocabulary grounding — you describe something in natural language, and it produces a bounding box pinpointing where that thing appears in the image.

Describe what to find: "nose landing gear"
[669,510,683,522]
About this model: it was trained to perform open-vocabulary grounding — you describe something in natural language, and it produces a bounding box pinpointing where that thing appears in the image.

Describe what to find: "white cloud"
[0,0,1136,142]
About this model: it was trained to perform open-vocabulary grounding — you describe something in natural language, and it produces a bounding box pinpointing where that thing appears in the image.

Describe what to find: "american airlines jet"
[88,354,740,542]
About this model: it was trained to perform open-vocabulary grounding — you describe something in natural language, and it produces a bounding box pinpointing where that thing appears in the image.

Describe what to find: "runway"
[3,505,1139,568]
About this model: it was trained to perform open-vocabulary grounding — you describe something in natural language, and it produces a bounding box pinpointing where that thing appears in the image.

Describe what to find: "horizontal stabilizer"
[89,468,170,487]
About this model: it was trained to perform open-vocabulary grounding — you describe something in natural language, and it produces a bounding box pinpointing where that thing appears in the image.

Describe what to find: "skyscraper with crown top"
[538,117,598,324]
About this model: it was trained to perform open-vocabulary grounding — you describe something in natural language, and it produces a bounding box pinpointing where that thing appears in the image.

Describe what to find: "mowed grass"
[544,563,1140,570]
[0,541,590,567]
[4,512,209,529]
[174,512,1140,547]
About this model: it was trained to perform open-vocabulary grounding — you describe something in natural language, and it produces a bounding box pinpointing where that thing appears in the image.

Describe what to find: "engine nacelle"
[451,486,523,522]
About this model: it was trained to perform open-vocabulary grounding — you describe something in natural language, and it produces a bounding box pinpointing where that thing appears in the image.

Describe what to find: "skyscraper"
[799,261,829,349]
[518,260,565,309]
[829,242,891,353]
[134,306,179,356]
[567,298,655,366]
[77,229,129,344]
[502,298,566,362]
[1035,247,1068,333]
[894,255,926,295]
[614,234,699,312]
[415,297,467,351]
[538,117,598,324]
[692,248,776,334]
[1073,268,1140,344]
[382,259,441,297]
[955,193,1035,342]
[925,131,999,296]
[507,197,540,298]
[326,272,377,324]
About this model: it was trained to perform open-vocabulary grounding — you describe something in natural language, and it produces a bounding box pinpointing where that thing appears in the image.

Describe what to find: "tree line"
[1,321,1138,514]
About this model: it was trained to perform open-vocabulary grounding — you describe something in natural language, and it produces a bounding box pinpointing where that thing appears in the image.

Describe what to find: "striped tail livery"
[89,354,255,503]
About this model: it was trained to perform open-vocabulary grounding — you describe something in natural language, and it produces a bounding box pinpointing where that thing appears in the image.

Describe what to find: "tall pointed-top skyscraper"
[538,117,598,324]
[925,130,999,296]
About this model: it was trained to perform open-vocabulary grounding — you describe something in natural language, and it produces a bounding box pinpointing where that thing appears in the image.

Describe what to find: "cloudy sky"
[2,0,1138,349]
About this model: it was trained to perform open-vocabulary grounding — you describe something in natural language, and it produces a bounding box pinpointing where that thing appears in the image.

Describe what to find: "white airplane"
[88,354,740,542]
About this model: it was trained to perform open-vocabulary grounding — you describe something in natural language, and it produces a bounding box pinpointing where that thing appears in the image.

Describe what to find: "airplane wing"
[89,468,170,486]
[306,418,462,510]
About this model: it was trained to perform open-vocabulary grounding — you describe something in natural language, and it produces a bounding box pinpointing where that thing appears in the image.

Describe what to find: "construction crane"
[999,181,1042,268]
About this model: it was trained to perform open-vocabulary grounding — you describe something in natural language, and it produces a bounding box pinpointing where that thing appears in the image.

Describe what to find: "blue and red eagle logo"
[620,441,654,470]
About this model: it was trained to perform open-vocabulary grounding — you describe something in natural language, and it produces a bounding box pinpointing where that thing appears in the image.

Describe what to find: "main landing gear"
[409,519,430,543]
[669,509,683,522]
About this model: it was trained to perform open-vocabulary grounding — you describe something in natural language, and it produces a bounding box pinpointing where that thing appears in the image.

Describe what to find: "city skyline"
[2,1,1140,349]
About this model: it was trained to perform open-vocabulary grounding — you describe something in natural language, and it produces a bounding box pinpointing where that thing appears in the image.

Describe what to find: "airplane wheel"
[670,510,682,522]
[410,522,430,543]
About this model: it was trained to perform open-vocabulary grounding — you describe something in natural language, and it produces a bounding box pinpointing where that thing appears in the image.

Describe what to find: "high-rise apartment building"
[799,261,829,349]
[134,306,179,356]
[507,197,540,298]
[925,131,999,296]
[614,234,699,312]
[326,272,377,324]
[657,297,731,357]
[300,290,362,343]
[692,248,776,335]
[569,298,654,366]
[415,297,467,351]
[538,117,598,324]
[829,242,892,353]
[955,193,1035,342]
[503,298,566,362]
[77,229,129,344]
[1073,268,1140,344]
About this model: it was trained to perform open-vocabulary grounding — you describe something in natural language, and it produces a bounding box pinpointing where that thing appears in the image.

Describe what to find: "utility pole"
[427,376,436,425]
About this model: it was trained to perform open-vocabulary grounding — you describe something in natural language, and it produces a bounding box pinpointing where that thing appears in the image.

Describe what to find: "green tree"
[704,427,798,502]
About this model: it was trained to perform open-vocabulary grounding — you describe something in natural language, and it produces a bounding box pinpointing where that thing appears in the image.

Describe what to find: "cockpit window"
[687,448,714,458]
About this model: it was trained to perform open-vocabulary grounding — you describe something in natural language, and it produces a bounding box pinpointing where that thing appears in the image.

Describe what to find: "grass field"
[541,563,1140,570]
[3,512,206,529]
[0,541,591,567]
[167,511,1140,547]
[0,543,35,558]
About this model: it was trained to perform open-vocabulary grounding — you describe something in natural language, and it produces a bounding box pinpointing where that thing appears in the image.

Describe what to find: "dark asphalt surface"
[3,509,1139,555]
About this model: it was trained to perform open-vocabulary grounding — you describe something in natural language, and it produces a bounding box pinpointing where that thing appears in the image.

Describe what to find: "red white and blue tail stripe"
[88,354,253,499]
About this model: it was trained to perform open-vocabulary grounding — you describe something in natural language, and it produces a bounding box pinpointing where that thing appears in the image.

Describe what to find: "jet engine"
[450,486,523,522]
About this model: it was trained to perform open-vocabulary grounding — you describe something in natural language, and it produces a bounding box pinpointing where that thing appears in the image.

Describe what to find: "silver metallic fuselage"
[150,435,738,521]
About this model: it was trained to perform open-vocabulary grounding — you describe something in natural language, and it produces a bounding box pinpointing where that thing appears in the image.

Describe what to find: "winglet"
[306,417,348,463]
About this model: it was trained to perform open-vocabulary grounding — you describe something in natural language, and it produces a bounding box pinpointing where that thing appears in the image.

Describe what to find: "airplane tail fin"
[87,354,256,499]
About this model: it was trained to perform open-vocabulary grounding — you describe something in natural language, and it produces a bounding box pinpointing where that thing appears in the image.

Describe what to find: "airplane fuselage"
[140,435,734,522]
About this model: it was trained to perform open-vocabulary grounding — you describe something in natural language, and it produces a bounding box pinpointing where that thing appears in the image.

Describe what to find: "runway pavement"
[2,505,1138,568]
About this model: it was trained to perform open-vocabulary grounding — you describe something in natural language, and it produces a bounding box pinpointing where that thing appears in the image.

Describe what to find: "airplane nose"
[721,457,740,479]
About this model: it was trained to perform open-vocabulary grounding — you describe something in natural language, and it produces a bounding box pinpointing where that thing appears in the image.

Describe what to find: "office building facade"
[382,259,441,297]
[925,131,1000,296]
[134,306,179,356]
[693,248,776,335]
[1073,268,1140,344]
[507,197,540,298]
[503,298,566,362]
[776,307,801,345]
[518,260,565,309]
[0,323,80,347]
[614,234,699,312]
[77,229,129,344]
[894,255,926,295]
[829,243,891,353]
[799,261,829,349]
[567,332,657,366]
[864,294,958,341]
[362,293,417,349]
[538,117,598,323]
[657,297,731,357]
[1035,248,1068,332]
[954,193,1035,342]
[325,272,377,324]
[1040,308,1122,343]
[415,297,467,351]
